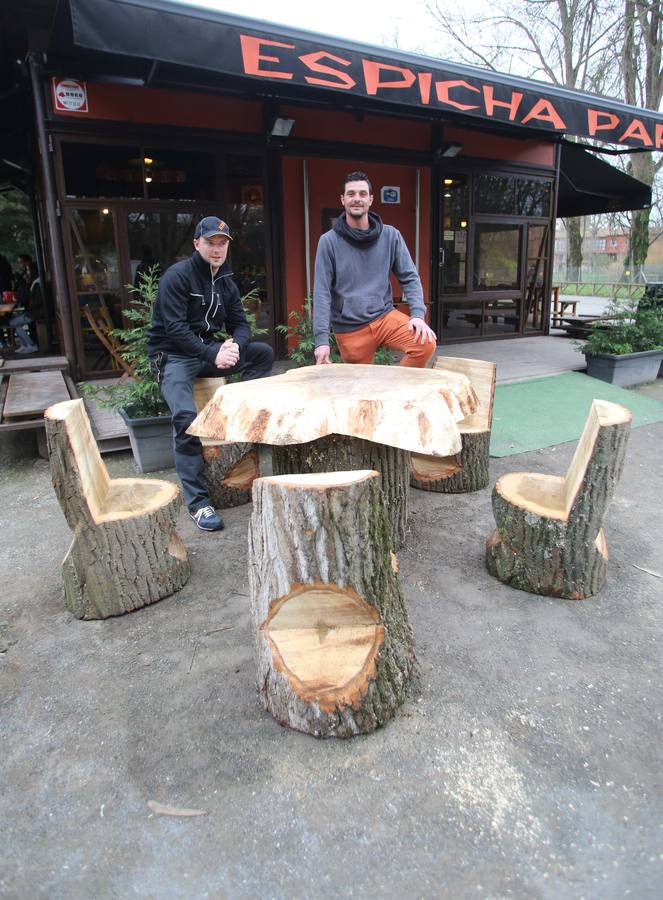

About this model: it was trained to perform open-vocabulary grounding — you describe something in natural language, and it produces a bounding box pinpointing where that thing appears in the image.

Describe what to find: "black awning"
[57,0,663,149]
[557,142,651,217]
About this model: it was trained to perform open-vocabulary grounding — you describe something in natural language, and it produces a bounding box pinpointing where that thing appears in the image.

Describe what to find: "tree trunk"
[201,442,259,508]
[565,216,583,281]
[248,470,415,737]
[272,434,410,548]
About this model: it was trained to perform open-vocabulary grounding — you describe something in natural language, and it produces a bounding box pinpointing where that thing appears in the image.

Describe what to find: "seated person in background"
[313,171,436,367]
[10,256,39,354]
[147,216,273,533]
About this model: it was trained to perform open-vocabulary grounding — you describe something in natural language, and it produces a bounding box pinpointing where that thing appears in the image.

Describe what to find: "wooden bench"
[0,361,74,456]
[45,398,190,619]
[485,399,631,599]
[551,288,578,327]
[411,356,496,493]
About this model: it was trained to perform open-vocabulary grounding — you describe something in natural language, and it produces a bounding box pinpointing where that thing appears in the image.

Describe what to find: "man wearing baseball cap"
[148,215,273,532]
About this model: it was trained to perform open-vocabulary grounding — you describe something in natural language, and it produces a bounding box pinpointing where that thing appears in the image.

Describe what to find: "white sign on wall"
[52,78,89,113]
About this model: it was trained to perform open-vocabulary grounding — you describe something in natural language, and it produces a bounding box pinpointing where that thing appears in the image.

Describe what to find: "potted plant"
[81,267,174,473]
[579,295,663,387]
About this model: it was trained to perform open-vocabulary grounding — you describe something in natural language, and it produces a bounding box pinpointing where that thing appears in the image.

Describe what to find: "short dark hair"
[343,171,372,193]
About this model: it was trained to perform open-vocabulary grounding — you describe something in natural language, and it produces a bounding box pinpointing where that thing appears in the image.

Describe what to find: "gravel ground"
[1,383,662,899]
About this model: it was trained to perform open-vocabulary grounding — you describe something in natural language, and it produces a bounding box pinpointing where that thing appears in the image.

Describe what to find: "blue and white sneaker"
[190,505,224,532]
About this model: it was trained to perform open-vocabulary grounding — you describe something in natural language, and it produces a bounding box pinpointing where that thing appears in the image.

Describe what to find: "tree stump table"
[249,470,415,737]
[188,364,478,547]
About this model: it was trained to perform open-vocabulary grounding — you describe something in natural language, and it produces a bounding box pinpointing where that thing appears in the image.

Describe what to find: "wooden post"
[486,400,631,599]
[249,470,415,737]
[46,399,190,619]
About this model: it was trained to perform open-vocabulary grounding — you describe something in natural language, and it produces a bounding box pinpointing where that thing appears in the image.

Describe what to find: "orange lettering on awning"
[362,60,415,95]
[619,118,654,146]
[587,109,620,135]
[300,51,355,89]
[240,35,295,80]
[482,85,523,120]
[521,99,566,130]
[656,124,663,149]
[434,79,480,111]
[417,72,432,105]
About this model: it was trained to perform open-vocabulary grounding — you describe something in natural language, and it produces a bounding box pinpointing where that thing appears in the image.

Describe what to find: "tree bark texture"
[411,431,490,493]
[248,470,415,737]
[272,435,410,548]
[201,442,258,509]
[486,403,631,599]
[46,401,190,620]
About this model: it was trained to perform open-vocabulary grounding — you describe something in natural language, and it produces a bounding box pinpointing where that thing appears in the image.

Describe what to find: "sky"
[168,0,487,60]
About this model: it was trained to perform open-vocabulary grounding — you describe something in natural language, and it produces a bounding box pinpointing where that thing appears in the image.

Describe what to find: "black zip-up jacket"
[147,251,251,365]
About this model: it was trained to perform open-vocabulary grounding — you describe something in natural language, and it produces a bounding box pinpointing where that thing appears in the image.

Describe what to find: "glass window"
[484,299,520,334]
[62,143,143,199]
[475,174,551,217]
[441,300,483,339]
[524,223,549,331]
[474,223,522,290]
[142,149,216,201]
[127,210,211,285]
[440,174,469,295]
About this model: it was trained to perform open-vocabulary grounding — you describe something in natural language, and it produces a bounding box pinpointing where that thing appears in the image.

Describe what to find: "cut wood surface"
[486,399,631,599]
[411,357,496,494]
[45,399,190,619]
[4,371,70,419]
[249,470,415,737]
[189,363,477,457]
[194,377,258,508]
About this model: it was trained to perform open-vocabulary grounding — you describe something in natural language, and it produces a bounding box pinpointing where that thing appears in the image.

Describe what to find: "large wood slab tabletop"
[188,363,479,456]
[3,371,71,419]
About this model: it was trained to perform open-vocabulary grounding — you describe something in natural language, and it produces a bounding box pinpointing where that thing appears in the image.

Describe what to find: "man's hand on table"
[215,338,240,369]
[314,344,331,365]
[408,317,437,344]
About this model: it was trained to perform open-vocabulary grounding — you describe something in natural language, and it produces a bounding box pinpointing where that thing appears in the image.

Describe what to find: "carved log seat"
[411,356,496,493]
[193,377,259,509]
[485,399,632,599]
[45,398,190,619]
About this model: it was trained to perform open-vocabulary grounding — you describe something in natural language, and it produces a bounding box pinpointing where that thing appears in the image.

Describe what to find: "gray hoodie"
[313,212,425,347]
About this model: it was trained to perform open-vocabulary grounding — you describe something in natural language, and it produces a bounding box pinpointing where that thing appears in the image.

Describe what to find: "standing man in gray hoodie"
[313,171,436,366]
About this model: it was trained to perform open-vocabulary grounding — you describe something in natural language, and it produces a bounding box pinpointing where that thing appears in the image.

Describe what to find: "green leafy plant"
[81,266,168,419]
[579,296,663,357]
[275,298,395,366]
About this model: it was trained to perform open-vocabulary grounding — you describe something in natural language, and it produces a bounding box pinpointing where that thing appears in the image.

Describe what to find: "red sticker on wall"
[52,78,89,113]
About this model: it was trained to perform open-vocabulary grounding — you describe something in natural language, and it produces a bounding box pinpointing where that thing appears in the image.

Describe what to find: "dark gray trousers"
[157,342,273,511]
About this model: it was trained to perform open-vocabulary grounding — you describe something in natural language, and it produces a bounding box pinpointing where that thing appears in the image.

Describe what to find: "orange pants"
[335,309,435,367]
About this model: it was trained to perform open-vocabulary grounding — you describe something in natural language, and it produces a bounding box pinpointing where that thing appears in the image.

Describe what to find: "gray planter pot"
[118,408,174,473]
[584,348,663,388]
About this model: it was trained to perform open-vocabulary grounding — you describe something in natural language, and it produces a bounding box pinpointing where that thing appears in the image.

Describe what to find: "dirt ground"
[1,385,662,899]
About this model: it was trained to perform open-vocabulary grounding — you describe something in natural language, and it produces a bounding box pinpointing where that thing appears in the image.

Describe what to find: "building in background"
[0,0,658,378]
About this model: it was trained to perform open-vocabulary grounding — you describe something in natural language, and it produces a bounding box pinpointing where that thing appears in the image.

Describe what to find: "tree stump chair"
[485,399,631,600]
[193,378,259,509]
[248,470,415,737]
[411,357,496,493]
[45,398,190,620]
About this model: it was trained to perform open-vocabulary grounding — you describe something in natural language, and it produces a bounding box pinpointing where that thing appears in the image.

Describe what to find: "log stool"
[248,470,415,737]
[411,357,496,493]
[486,399,631,599]
[45,399,190,619]
[193,377,259,509]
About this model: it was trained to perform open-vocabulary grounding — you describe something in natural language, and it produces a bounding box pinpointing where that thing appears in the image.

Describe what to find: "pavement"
[1,344,662,899]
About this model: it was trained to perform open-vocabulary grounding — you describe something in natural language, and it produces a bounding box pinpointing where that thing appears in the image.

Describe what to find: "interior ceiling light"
[443,178,454,186]
[145,176,153,183]
[143,157,153,165]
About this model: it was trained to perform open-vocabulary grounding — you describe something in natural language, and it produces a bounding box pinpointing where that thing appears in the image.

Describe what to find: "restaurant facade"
[1,0,659,378]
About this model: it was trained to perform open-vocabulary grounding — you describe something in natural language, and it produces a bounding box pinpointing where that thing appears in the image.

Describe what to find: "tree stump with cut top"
[248,470,415,737]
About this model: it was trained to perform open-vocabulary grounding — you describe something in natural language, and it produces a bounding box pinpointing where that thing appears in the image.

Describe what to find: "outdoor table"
[189,363,479,547]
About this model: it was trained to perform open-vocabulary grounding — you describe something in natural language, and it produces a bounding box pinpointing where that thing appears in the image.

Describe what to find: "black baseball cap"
[194,216,233,240]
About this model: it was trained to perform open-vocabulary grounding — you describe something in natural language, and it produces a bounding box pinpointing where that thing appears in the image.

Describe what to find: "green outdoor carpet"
[490,372,663,457]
